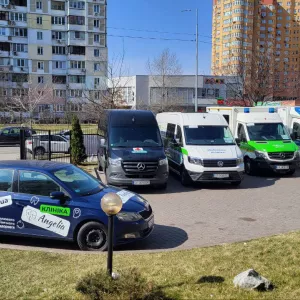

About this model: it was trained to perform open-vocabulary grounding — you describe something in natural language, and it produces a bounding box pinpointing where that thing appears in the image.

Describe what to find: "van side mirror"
[235,138,241,146]
[291,133,297,141]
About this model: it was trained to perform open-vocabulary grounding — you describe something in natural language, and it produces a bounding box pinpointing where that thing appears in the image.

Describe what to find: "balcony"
[68,68,86,75]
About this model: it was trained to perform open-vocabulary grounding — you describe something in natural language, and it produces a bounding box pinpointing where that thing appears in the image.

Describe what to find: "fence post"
[48,130,52,161]
[20,128,26,160]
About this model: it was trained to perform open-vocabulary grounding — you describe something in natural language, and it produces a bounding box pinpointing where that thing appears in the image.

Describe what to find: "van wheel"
[34,147,45,156]
[77,222,108,251]
[244,157,254,175]
[180,167,192,186]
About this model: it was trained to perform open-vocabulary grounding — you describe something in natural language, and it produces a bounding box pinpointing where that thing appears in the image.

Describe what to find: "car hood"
[185,145,241,159]
[84,186,148,213]
[247,140,298,152]
[110,147,165,161]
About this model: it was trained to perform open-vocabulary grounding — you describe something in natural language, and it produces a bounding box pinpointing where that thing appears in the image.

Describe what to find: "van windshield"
[184,126,235,145]
[110,125,162,147]
[246,123,291,141]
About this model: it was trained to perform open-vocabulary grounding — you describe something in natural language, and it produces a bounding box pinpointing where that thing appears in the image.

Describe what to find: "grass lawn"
[1,231,300,299]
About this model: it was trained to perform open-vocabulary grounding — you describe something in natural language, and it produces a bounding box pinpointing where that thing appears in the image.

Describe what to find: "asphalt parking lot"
[0,165,300,253]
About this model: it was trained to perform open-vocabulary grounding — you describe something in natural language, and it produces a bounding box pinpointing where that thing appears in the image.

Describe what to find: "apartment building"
[0,0,107,117]
[212,0,300,105]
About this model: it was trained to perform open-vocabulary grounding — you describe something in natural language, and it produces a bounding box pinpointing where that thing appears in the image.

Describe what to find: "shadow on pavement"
[116,224,188,251]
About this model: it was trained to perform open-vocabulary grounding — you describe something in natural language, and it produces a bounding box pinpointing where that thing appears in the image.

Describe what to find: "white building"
[113,75,230,111]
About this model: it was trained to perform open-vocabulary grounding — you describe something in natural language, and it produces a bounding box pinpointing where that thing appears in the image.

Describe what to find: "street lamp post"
[101,193,123,277]
[182,8,199,112]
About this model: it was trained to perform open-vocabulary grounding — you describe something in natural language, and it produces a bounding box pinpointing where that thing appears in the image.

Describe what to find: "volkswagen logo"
[137,163,146,171]
[280,153,285,159]
[217,161,224,167]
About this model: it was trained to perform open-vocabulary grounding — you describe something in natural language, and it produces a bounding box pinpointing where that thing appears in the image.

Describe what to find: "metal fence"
[20,128,99,164]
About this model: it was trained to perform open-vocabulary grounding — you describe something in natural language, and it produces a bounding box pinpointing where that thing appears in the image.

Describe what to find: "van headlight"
[188,156,203,165]
[159,158,168,166]
[254,150,268,159]
[109,157,122,166]
[117,212,142,222]
[237,156,244,164]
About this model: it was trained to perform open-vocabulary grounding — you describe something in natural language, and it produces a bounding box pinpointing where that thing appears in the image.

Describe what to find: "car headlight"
[159,158,168,166]
[109,157,122,166]
[237,156,244,164]
[116,212,142,222]
[254,150,268,159]
[188,156,202,165]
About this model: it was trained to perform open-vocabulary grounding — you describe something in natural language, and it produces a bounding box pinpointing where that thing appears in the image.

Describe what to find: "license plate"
[148,217,154,228]
[213,174,229,178]
[276,165,289,170]
[133,180,151,185]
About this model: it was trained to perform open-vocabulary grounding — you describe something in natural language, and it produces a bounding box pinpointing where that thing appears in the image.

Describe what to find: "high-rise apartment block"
[212,0,300,103]
[0,0,107,115]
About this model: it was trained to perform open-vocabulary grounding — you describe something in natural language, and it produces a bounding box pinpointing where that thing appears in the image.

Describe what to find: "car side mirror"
[235,138,241,146]
[50,191,68,203]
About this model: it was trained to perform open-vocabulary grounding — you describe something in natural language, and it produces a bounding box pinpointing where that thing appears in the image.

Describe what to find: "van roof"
[236,112,282,123]
[109,110,157,126]
[157,112,228,126]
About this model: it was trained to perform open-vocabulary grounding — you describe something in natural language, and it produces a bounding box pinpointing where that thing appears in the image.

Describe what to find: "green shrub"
[76,268,173,300]
[70,115,87,165]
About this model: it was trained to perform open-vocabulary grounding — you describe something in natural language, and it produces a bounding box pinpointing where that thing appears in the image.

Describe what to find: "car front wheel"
[77,221,108,251]
[34,147,45,156]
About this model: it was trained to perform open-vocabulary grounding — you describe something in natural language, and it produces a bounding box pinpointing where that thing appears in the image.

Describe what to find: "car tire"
[244,157,254,175]
[180,167,192,186]
[34,147,45,156]
[231,180,242,186]
[77,221,108,251]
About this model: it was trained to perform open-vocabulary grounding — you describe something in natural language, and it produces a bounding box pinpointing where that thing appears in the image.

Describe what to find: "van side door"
[237,123,248,155]
[165,123,181,174]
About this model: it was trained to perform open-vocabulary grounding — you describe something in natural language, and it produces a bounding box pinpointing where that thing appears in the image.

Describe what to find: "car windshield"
[246,123,291,141]
[184,126,235,145]
[109,125,162,147]
[52,165,104,196]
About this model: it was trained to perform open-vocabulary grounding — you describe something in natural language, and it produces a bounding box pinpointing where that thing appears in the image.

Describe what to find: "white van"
[156,113,244,186]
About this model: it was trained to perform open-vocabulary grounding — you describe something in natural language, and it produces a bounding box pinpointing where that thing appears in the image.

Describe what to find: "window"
[14,58,27,67]
[38,76,44,83]
[94,63,100,71]
[94,4,100,13]
[69,89,83,97]
[69,75,85,83]
[69,1,85,9]
[37,31,43,40]
[51,16,65,25]
[52,46,66,55]
[18,170,60,196]
[68,45,85,55]
[237,124,247,141]
[53,61,66,69]
[68,15,84,25]
[0,12,8,21]
[52,75,66,84]
[36,1,42,9]
[37,61,44,70]
[12,43,27,53]
[94,49,100,57]
[37,46,43,55]
[70,61,85,68]
[0,27,5,36]
[70,31,85,39]
[94,34,99,42]
[94,77,100,86]
[52,31,66,40]
[12,28,27,37]
[166,123,176,140]
[94,20,100,27]
[51,1,65,10]
[176,126,183,146]
[292,123,300,144]
[36,16,42,24]
[0,169,13,192]
[10,13,27,21]
[54,89,66,97]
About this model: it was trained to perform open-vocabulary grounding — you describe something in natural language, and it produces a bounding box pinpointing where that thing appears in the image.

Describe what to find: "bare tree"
[147,48,183,112]
[7,77,54,127]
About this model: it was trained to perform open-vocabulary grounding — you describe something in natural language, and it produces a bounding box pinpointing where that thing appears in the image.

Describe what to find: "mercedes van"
[207,107,299,175]
[97,110,169,189]
[156,112,244,186]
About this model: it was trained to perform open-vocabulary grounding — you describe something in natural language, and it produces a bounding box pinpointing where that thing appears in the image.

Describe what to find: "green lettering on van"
[40,205,70,216]
[181,148,188,156]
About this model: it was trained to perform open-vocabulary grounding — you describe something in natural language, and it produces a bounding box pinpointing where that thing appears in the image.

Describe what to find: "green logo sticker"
[40,205,70,217]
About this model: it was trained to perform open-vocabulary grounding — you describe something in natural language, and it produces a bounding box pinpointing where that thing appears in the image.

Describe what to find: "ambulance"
[207,107,299,175]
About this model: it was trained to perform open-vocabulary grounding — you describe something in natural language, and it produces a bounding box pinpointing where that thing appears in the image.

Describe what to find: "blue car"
[0,161,154,251]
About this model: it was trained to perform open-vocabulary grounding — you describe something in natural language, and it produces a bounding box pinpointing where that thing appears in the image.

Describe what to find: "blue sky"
[108,0,213,76]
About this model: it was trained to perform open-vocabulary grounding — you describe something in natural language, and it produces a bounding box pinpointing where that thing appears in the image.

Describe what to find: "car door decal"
[21,206,70,237]
[40,205,70,217]
[30,196,39,206]
[73,208,81,219]
[0,195,12,208]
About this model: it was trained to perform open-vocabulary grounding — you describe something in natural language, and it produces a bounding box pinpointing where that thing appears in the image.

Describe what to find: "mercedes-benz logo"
[217,161,224,167]
[280,153,285,159]
[137,163,146,170]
